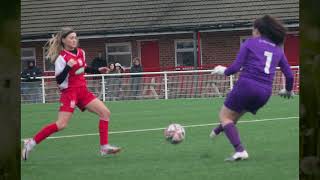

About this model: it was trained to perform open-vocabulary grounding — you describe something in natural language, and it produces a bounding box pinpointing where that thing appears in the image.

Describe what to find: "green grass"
[21,96,299,180]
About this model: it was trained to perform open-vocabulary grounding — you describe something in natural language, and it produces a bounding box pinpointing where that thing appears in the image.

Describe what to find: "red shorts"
[59,87,96,113]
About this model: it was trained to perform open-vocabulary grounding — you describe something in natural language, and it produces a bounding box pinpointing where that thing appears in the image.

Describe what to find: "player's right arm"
[224,41,250,76]
[211,40,249,76]
[55,56,76,84]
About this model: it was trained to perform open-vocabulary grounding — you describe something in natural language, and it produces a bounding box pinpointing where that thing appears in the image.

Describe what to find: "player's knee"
[220,118,233,126]
[219,114,232,125]
[219,113,226,123]
[56,120,68,130]
[100,108,111,119]
[219,111,233,125]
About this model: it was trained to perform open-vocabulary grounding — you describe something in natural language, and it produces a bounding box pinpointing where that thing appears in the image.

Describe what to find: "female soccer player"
[22,27,121,160]
[210,15,294,161]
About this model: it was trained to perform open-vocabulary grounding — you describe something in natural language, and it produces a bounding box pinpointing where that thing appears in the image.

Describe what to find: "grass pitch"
[21,96,299,180]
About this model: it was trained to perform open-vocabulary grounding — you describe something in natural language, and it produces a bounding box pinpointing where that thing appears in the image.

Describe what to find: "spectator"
[21,61,43,103]
[90,51,107,74]
[105,63,116,100]
[111,63,124,100]
[87,52,108,97]
[108,63,116,74]
[129,57,143,99]
[21,61,43,81]
[105,63,123,100]
[115,63,124,74]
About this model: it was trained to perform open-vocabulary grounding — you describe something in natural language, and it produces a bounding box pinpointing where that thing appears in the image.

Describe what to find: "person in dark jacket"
[88,52,108,96]
[21,61,43,103]
[90,52,107,74]
[130,57,143,77]
[129,57,143,99]
[21,61,43,82]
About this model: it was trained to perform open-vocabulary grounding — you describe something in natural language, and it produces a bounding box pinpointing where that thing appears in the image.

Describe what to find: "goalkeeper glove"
[278,89,294,99]
[211,65,227,75]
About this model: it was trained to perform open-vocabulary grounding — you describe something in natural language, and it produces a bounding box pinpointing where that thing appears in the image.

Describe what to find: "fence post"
[41,78,45,103]
[230,75,234,90]
[102,75,106,102]
[164,73,168,100]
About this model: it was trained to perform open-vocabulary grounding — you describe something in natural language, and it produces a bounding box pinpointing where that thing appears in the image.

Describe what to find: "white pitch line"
[22,116,298,141]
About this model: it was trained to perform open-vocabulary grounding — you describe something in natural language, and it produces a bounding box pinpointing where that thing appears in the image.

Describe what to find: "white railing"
[20,66,299,104]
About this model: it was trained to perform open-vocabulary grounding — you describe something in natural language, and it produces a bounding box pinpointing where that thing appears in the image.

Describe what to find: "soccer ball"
[164,124,185,144]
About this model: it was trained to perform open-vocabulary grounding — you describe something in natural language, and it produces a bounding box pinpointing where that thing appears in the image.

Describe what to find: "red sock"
[99,119,109,145]
[33,123,59,144]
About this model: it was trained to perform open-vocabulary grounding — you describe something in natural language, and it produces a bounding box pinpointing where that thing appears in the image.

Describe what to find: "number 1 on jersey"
[264,51,273,74]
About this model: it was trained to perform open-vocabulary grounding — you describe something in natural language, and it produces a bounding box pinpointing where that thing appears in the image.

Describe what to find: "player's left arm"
[278,54,294,98]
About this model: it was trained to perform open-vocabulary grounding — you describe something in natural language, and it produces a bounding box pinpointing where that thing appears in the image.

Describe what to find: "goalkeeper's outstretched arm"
[279,54,294,92]
[224,43,249,76]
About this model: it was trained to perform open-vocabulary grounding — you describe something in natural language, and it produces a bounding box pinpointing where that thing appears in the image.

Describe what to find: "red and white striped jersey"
[54,48,88,90]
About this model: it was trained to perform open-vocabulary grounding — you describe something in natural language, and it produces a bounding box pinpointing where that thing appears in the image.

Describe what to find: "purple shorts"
[224,77,272,114]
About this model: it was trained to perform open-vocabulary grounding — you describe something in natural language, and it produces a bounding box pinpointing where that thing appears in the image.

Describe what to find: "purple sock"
[223,122,244,152]
[213,124,224,135]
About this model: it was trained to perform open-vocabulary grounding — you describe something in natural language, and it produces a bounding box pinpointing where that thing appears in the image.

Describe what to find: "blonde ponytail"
[44,27,75,63]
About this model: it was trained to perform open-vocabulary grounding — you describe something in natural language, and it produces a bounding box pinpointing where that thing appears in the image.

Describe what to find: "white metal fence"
[20,66,299,104]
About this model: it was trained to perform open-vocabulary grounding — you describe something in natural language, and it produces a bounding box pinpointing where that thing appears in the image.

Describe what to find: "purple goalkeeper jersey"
[224,37,294,91]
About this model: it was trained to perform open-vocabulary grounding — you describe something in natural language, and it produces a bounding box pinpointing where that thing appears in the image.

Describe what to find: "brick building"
[21,0,299,75]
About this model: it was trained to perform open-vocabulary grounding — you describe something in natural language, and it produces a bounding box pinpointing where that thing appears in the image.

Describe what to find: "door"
[140,41,160,72]
[284,34,299,66]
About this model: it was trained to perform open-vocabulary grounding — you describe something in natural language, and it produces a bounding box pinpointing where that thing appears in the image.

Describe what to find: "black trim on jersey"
[68,48,77,56]
[85,67,100,74]
[56,65,71,84]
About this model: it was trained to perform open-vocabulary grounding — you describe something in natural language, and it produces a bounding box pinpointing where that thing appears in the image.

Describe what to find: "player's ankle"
[27,138,36,149]
[101,144,109,148]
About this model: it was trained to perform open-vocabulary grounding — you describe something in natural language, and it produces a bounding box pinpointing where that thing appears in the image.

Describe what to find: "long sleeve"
[56,65,71,84]
[278,54,294,91]
[55,55,70,85]
[224,43,249,76]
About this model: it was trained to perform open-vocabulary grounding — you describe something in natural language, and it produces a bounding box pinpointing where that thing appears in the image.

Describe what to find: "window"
[175,40,195,66]
[21,48,36,71]
[106,43,132,68]
[43,47,55,71]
